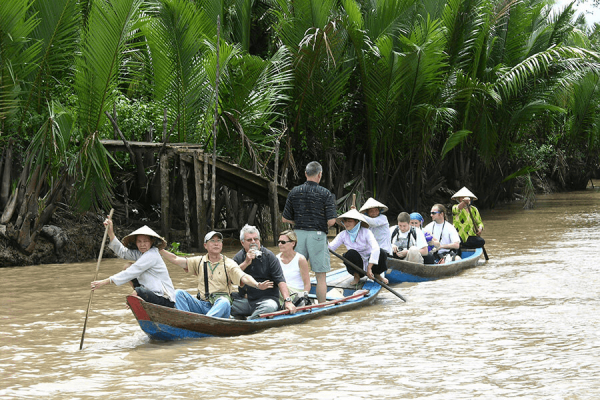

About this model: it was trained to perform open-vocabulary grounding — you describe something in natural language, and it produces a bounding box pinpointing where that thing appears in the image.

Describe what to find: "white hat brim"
[359,197,388,213]
[337,209,370,229]
[122,225,167,250]
[451,187,478,201]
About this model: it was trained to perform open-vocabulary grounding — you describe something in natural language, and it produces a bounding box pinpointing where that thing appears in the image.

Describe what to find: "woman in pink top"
[328,209,388,285]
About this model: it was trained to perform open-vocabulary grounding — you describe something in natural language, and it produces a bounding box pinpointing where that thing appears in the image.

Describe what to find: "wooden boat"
[126,268,381,340]
[386,248,483,283]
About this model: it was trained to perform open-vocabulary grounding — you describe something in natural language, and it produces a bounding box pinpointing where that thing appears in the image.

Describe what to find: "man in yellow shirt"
[160,231,273,318]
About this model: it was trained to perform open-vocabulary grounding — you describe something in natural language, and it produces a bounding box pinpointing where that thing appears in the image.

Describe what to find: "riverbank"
[1,179,597,267]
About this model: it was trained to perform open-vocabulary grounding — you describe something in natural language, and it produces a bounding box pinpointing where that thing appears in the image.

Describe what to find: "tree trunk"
[1,139,13,208]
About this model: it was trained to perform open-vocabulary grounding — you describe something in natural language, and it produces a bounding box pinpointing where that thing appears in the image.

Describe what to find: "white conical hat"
[359,197,389,213]
[336,209,370,229]
[451,187,478,201]
[122,225,167,250]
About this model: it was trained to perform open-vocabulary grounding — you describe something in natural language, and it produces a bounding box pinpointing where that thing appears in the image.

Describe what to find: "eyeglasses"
[430,211,441,215]
[245,237,260,242]
[278,240,293,245]
[207,239,222,243]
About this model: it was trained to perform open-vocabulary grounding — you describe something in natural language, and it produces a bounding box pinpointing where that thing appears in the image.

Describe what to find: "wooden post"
[210,15,221,231]
[268,182,278,245]
[160,152,170,242]
[123,182,129,223]
[180,156,191,246]
[203,153,209,202]
[194,150,206,248]
[270,140,280,245]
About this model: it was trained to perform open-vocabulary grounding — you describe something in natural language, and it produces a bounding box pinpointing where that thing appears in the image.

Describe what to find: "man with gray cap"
[160,231,273,318]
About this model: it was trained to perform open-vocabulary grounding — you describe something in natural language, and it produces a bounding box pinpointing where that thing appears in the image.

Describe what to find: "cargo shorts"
[294,230,331,273]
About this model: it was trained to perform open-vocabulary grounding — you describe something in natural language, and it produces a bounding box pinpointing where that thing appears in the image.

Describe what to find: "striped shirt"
[283,181,336,233]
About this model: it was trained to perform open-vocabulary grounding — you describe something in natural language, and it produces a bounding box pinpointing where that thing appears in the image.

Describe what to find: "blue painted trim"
[138,320,214,341]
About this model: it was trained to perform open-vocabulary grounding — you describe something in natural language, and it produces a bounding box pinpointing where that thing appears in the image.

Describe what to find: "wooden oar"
[259,290,369,318]
[329,249,407,302]
[79,208,114,350]
[466,205,489,261]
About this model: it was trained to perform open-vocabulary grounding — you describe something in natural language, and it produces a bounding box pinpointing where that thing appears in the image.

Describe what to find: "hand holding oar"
[329,248,406,302]
[80,208,114,350]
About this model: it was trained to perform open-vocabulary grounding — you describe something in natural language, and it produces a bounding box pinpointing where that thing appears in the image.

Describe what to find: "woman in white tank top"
[276,230,311,293]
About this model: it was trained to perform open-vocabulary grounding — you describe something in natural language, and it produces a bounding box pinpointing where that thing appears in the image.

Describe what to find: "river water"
[1,188,599,399]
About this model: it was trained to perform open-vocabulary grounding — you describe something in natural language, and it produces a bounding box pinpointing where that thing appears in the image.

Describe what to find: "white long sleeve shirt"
[108,238,175,301]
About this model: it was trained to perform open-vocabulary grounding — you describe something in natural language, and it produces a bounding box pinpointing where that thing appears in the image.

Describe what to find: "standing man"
[451,187,485,248]
[160,231,273,318]
[282,161,337,304]
[232,225,296,319]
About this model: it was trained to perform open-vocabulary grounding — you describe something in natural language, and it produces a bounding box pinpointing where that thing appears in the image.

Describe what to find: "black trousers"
[135,286,175,308]
[344,249,387,277]
[461,235,486,248]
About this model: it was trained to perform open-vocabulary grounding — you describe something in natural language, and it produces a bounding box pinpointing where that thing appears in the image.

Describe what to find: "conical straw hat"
[359,197,389,213]
[121,225,167,250]
[451,187,478,201]
[337,209,370,229]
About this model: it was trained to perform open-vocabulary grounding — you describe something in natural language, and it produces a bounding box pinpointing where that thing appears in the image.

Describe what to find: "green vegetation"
[1,0,600,252]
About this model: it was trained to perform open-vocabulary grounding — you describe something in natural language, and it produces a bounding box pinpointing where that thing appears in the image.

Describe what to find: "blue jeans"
[231,297,279,320]
[174,289,231,318]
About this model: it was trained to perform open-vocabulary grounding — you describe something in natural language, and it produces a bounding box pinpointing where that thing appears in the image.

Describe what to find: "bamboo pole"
[80,208,114,350]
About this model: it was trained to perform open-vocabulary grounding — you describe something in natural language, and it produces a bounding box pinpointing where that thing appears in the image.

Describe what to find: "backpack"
[391,226,417,249]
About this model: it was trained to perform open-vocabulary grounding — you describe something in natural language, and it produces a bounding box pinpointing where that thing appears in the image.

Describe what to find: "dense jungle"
[0,0,599,266]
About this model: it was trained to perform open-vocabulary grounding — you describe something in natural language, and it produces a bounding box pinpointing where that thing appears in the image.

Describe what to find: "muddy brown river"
[1,188,599,399]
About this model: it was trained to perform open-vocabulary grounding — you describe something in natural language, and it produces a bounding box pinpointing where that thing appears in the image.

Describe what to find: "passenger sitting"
[355,198,393,256]
[409,212,436,264]
[231,225,296,319]
[328,209,388,285]
[390,212,429,264]
[160,231,272,319]
[276,230,311,304]
[423,204,461,263]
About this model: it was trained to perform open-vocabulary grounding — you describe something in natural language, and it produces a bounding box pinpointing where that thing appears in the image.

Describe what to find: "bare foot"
[351,273,360,285]
[374,274,388,284]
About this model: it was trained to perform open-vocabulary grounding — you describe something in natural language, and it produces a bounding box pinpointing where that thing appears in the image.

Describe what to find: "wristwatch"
[284,297,292,303]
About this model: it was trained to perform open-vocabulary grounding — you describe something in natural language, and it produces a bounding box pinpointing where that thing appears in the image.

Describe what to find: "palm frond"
[145,0,216,142]
[74,0,145,135]
[0,0,41,124]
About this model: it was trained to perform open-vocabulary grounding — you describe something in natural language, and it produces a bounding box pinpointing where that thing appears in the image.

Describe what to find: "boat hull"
[386,248,483,283]
[127,269,381,341]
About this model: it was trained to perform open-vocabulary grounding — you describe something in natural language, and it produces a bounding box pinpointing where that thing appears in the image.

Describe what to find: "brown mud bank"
[0,212,112,267]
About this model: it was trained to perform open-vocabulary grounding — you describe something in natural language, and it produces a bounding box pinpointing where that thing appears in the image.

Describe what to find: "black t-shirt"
[233,247,285,307]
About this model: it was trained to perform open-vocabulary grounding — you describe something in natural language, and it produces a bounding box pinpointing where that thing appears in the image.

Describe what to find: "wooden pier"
[100,140,289,247]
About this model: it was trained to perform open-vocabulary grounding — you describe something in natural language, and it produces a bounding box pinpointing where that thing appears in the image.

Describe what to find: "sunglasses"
[278,240,293,245]
[430,211,441,215]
